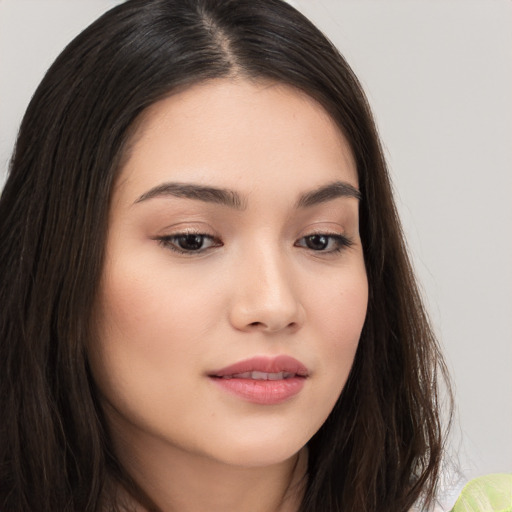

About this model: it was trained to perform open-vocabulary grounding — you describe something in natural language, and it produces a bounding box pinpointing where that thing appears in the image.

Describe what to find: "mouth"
[208,355,308,405]
[209,355,309,380]
[216,371,300,380]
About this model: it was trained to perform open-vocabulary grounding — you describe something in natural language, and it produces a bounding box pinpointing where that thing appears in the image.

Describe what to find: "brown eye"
[175,234,207,251]
[157,233,221,254]
[295,233,353,253]
[304,234,329,251]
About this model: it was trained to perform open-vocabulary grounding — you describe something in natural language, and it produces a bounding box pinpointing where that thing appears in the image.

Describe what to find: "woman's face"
[90,79,368,469]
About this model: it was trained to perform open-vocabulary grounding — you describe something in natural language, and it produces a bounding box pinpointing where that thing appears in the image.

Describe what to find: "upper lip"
[209,355,309,378]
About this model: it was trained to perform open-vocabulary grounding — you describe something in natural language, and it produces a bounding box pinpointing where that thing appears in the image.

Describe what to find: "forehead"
[116,78,357,203]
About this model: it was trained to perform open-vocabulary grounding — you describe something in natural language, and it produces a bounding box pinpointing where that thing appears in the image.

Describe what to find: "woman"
[0,0,452,510]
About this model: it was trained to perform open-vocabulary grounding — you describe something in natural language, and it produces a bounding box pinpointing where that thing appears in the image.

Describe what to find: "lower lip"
[210,377,306,405]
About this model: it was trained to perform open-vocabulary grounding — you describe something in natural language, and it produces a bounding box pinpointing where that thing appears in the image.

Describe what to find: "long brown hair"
[0,0,452,510]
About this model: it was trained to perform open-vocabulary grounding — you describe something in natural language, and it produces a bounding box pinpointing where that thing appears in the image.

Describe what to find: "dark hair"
[0,0,452,510]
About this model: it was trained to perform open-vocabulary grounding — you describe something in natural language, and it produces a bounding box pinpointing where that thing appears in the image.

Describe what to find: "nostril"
[247,320,299,331]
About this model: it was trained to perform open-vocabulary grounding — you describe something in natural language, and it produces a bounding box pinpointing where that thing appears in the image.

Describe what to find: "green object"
[450,474,512,512]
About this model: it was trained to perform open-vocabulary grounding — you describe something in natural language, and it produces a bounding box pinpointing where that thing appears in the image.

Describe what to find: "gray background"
[1,0,511,480]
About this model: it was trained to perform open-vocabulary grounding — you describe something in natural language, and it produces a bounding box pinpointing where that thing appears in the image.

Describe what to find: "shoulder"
[449,474,512,512]
[411,473,512,512]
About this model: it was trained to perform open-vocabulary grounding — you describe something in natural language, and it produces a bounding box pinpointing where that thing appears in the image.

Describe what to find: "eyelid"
[154,229,222,255]
[295,230,354,253]
[153,224,354,256]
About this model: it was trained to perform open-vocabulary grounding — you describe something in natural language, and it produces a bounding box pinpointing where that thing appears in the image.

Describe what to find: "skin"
[89,78,368,512]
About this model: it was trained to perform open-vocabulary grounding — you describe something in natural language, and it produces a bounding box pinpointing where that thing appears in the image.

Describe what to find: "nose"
[228,247,305,334]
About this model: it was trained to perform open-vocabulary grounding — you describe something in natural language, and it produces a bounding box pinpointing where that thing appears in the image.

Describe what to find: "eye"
[295,233,353,253]
[156,233,221,254]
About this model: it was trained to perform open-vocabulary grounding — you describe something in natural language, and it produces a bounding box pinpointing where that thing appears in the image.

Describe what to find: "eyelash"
[156,232,222,255]
[294,232,353,253]
[156,231,353,255]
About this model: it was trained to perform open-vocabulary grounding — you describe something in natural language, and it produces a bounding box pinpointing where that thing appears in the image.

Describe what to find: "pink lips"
[208,355,308,405]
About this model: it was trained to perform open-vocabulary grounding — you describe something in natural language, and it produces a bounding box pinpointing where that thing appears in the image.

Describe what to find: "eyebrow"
[134,180,361,209]
[295,181,361,208]
[134,182,246,209]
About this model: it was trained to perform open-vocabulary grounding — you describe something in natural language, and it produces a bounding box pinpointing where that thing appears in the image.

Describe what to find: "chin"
[190,421,314,469]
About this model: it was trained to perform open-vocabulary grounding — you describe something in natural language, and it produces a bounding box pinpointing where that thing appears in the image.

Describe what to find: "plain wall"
[1,0,511,481]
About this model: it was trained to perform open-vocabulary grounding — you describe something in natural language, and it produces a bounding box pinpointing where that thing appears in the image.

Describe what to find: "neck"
[110,428,308,512]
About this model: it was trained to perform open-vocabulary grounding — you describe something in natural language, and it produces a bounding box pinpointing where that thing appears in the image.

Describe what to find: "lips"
[210,355,309,379]
[220,371,296,380]
[208,355,308,405]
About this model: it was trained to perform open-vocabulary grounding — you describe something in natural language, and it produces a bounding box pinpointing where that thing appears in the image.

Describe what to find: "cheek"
[328,284,367,356]
[96,253,219,348]
[88,255,219,412]
[309,258,368,335]
[306,263,368,386]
